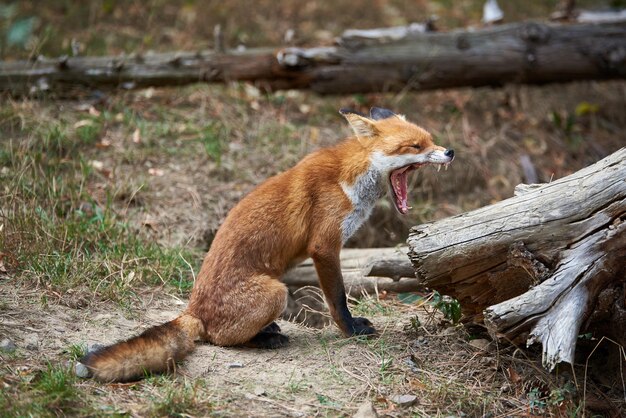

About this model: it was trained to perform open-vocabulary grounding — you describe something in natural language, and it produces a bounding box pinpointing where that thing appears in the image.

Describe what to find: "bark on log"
[407,148,626,370]
[282,247,417,297]
[1,21,625,96]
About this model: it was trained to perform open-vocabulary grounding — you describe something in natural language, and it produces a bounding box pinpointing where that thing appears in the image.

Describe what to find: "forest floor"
[1,282,565,417]
[1,80,624,417]
[2,1,626,416]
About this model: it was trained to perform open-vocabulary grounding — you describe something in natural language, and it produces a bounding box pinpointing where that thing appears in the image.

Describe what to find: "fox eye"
[410,145,421,150]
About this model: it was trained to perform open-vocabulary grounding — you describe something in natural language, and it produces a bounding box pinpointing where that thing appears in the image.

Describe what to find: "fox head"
[340,107,455,214]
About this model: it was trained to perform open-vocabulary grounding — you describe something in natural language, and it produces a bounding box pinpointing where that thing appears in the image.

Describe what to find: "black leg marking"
[244,331,289,349]
[334,293,377,337]
[261,321,281,333]
[350,317,377,336]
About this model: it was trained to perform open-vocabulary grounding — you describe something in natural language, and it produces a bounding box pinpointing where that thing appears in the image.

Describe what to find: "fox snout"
[444,149,455,159]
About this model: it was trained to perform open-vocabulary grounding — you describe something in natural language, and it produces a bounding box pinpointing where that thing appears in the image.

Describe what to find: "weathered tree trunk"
[281,247,416,328]
[407,148,626,370]
[1,21,625,96]
[282,247,416,297]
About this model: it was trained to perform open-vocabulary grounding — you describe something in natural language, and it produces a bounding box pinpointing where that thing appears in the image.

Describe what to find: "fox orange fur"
[81,107,454,382]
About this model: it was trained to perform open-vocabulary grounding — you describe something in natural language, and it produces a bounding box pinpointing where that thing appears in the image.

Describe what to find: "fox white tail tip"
[74,362,91,378]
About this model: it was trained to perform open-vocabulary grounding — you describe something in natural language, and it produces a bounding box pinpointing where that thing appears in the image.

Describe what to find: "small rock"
[253,386,266,396]
[403,358,418,372]
[353,400,378,418]
[469,339,491,351]
[226,362,244,369]
[0,338,16,353]
[24,336,39,351]
[390,394,417,406]
[75,362,91,378]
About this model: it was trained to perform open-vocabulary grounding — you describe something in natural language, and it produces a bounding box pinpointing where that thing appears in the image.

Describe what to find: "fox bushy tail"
[80,313,205,382]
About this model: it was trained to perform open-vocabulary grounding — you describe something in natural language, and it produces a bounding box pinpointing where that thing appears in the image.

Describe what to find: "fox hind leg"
[204,275,288,347]
[244,320,289,349]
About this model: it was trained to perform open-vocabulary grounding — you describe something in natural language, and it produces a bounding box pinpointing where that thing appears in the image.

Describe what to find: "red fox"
[81,107,454,382]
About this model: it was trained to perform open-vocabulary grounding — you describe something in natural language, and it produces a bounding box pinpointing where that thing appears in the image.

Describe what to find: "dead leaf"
[507,366,521,384]
[74,119,93,129]
[96,138,112,149]
[148,168,164,176]
[132,128,141,144]
[88,106,101,117]
[142,87,155,99]
[142,215,159,230]
[244,84,261,99]
[89,160,104,170]
[408,378,427,390]
[88,160,112,178]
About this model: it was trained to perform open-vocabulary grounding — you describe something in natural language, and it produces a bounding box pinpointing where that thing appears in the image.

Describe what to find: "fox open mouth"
[389,162,450,214]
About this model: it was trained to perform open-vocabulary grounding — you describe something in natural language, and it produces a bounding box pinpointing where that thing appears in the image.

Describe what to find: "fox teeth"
[445,163,449,171]
[437,165,441,172]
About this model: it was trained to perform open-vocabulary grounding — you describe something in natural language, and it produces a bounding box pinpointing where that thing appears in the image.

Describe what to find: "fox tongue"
[391,168,409,214]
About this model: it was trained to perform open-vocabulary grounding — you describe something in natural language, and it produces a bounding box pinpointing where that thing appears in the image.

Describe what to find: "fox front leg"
[310,247,377,337]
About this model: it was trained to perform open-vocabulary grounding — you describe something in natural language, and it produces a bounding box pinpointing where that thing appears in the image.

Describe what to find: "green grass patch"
[0,364,82,417]
[351,296,395,317]
[144,376,214,417]
[200,121,227,165]
[66,343,88,361]
[0,108,197,306]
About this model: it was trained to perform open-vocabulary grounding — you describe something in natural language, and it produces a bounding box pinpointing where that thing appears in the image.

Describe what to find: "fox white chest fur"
[340,163,385,243]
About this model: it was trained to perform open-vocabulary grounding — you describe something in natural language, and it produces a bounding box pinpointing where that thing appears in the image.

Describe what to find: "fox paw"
[348,317,377,337]
[261,322,281,333]
[246,331,289,349]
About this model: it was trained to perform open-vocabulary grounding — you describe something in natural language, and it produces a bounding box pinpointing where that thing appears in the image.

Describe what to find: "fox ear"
[370,107,396,120]
[339,109,377,138]
[370,107,407,121]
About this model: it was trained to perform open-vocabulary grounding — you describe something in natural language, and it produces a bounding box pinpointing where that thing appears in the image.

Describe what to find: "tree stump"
[407,148,625,370]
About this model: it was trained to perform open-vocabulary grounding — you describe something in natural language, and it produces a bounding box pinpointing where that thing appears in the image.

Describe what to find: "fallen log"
[281,247,416,328]
[282,247,416,297]
[1,20,625,96]
[407,148,626,370]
